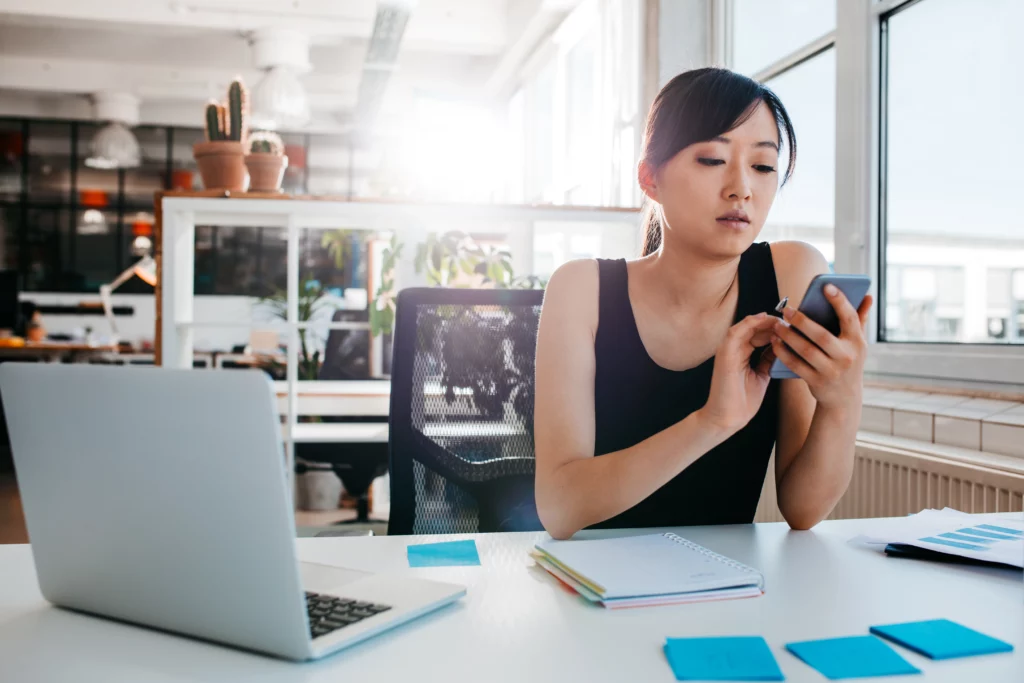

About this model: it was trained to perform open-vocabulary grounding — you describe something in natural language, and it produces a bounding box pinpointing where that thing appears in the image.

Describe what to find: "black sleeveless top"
[592,242,780,529]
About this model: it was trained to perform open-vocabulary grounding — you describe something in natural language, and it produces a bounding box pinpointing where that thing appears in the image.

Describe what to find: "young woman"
[534,67,872,540]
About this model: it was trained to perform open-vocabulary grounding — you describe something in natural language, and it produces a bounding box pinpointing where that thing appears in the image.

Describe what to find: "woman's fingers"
[753,344,776,377]
[857,293,874,331]
[825,284,865,341]
[771,336,816,380]
[773,319,831,372]
[781,306,841,357]
[749,327,776,349]
[726,313,778,354]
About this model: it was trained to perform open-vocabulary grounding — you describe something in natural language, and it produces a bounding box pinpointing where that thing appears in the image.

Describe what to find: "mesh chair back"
[388,288,544,535]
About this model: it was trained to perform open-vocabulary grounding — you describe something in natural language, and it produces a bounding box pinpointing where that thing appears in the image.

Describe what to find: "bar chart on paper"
[921,524,1023,552]
[905,517,1024,568]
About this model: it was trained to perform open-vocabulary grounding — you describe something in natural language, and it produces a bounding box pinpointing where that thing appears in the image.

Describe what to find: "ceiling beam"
[484,0,578,98]
[0,55,359,109]
[0,0,506,55]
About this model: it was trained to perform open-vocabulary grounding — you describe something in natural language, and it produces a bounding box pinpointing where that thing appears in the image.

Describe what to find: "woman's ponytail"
[641,201,662,256]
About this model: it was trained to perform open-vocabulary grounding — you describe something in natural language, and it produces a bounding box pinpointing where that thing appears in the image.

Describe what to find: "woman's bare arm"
[771,241,869,529]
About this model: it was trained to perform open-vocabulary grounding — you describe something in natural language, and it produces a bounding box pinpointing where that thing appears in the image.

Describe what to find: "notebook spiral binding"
[663,533,765,588]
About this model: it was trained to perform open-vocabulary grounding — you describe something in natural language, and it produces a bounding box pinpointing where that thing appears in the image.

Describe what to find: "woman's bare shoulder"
[769,240,829,302]
[541,259,601,333]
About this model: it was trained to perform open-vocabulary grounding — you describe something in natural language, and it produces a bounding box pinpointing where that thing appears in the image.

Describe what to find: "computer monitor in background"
[0,271,18,332]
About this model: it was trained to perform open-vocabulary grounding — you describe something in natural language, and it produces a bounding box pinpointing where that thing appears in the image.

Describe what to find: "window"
[532,220,638,280]
[0,121,22,202]
[506,89,526,204]
[885,266,965,342]
[986,269,1024,343]
[27,123,74,291]
[279,133,308,195]
[29,122,74,204]
[510,0,643,207]
[760,48,836,264]
[525,61,556,203]
[0,118,333,294]
[124,127,168,209]
[881,0,1024,345]
[564,32,599,205]
[732,0,835,76]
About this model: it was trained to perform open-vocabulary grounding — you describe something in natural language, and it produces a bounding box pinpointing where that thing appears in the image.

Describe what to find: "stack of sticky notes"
[407,539,481,567]
[785,635,920,679]
[663,636,783,681]
[870,618,1014,660]
[663,620,1012,681]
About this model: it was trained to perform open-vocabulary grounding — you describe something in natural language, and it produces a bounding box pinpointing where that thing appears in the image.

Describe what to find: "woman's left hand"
[771,285,873,409]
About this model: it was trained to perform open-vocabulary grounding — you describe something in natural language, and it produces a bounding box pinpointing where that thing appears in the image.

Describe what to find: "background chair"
[295,307,385,527]
[387,287,544,535]
[318,309,370,380]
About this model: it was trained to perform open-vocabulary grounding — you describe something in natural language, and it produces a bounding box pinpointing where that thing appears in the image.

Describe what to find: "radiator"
[754,440,1024,523]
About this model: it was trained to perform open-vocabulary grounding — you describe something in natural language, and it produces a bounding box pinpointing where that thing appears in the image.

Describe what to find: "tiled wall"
[861,388,1024,458]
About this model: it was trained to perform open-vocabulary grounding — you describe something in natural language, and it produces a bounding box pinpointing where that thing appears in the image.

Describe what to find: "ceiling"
[0,0,580,134]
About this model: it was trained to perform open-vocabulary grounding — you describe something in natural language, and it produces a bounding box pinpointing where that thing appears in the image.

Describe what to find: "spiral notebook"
[533,533,764,609]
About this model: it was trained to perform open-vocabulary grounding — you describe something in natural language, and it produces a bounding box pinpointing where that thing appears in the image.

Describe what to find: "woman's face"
[642,101,782,259]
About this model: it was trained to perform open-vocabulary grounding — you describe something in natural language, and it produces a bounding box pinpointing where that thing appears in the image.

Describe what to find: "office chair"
[295,308,386,525]
[387,287,544,535]
[319,309,370,380]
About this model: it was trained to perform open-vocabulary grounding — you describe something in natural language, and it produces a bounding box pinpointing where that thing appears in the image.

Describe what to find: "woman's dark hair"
[639,67,797,256]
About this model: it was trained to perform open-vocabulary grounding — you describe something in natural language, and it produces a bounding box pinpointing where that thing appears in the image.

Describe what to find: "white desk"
[1,517,1021,682]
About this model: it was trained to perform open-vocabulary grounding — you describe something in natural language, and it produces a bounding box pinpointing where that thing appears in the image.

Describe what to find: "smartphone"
[769,274,871,379]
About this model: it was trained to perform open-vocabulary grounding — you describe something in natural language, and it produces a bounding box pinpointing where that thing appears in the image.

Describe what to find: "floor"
[0,473,386,544]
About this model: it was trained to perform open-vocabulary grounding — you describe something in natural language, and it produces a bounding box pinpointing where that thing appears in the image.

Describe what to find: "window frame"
[512,0,645,208]
[718,0,1024,388]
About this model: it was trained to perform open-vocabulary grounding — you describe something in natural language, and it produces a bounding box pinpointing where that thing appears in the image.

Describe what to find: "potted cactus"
[245,130,288,192]
[193,78,249,191]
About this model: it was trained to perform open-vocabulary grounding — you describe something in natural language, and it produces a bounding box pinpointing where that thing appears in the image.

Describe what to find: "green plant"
[249,130,284,155]
[366,231,544,339]
[413,230,542,290]
[370,235,404,338]
[204,102,224,141]
[227,78,248,142]
[414,231,475,287]
[261,276,329,380]
[321,229,354,270]
[510,274,548,289]
[203,77,249,142]
[472,243,514,287]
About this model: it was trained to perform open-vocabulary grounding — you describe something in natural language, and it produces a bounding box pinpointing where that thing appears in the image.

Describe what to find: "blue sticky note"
[870,619,1014,660]
[407,540,480,567]
[663,636,784,681]
[785,636,920,680]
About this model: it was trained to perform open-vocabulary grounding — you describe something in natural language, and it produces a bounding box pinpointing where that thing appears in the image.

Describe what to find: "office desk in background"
[0,342,118,364]
[275,380,391,419]
[0,517,1020,682]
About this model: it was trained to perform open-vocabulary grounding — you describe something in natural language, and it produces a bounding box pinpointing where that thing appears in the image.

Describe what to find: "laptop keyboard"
[305,591,392,639]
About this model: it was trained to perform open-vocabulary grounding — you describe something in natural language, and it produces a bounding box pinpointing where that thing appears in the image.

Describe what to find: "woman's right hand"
[698,312,779,437]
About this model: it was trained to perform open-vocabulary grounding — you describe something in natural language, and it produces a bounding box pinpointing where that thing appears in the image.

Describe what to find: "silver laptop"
[0,364,465,661]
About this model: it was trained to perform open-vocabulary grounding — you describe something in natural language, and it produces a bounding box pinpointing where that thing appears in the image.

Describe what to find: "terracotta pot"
[244,153,289,192]
[193,141,248,192]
